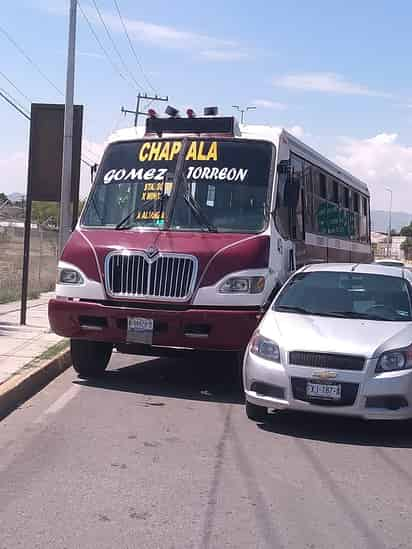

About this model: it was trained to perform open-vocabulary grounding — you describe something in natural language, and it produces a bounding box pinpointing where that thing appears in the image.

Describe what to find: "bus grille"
[105,252,198,301]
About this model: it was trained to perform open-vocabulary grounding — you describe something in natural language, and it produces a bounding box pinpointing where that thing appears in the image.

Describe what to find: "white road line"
[35,384,81,422]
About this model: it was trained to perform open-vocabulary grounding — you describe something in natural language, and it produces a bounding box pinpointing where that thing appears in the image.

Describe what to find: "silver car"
[244,263,412,422]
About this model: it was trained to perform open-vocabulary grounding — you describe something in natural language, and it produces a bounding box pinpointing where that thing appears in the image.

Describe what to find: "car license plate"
[127,317,154,344]
[306,381,341,400]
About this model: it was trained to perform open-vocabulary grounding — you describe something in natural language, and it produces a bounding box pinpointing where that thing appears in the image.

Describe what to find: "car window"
[274,271,412,321]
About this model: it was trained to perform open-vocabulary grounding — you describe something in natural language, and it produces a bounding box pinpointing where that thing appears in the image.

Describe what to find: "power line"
[0,88,30,120]
[80,157,94,168]
[0,69,31,104]
[112,0,157,94]
[82,145,100,163]
[121,92,168,126]
[0,22,100,166]
[77,1,135,91]
[0,24,64,97]
[90,0,144,91]
[0,88,95,169]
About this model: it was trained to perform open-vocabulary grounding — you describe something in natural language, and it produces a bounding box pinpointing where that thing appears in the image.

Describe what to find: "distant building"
[371,232,408,260]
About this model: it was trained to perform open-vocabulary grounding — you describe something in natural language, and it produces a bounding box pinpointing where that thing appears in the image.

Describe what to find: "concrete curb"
[0,348,72,421]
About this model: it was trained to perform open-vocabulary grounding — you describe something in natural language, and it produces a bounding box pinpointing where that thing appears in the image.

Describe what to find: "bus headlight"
[219,276,265,294]
[58,267,84,285]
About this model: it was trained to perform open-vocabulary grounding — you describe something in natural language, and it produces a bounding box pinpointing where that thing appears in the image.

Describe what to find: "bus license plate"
[306,382,341,400]
[127,317,154,344]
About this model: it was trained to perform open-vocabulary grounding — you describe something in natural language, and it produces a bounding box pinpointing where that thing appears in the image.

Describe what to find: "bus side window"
[360,195,369,242]
[303,161,314,233]
[352,192,360,241]
[290,155,305,241]
[312,166,327,236]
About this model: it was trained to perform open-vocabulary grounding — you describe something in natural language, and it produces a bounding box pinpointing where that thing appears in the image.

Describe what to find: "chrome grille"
[105,252,197,300]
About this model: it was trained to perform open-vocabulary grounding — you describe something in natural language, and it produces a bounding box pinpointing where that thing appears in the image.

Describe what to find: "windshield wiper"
[183,191,217,232]
[115,208,138,230]
[275,305,313,314]
[325,311,394,321]
[115,195,169,230]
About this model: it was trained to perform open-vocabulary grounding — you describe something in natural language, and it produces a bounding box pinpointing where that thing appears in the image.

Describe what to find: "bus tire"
[70,339,113,378]
[245,401,267,422]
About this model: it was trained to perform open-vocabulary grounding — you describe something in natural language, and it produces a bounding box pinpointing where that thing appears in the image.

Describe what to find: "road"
[1,352,412,549]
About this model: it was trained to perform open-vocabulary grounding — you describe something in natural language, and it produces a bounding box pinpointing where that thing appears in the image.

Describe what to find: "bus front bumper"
[48,298,261,352]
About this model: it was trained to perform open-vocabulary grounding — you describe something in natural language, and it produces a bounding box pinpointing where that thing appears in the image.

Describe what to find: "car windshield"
[274,271,412,321]
[81,138,273,233]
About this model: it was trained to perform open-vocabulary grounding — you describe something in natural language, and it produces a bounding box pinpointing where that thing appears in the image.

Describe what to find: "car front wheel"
[70,339,113,378]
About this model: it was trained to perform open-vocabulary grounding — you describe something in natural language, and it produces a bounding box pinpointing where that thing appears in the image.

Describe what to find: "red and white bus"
[49,109,372,377]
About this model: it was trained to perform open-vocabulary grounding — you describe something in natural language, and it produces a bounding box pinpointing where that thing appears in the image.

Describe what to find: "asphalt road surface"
[1,351,412,549]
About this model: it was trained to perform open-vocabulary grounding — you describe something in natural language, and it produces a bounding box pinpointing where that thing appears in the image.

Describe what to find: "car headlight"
[250,332,280,362]
[376,346,412,372]
[58,267,84,285]
[219,276,265,294]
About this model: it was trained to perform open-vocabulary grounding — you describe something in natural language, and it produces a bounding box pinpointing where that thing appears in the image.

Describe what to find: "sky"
[1,0,412,212]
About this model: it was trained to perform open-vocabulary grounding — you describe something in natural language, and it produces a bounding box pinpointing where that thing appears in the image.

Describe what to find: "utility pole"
[232,105,256,124]
[121,93,168,126]
[58,0,77,255]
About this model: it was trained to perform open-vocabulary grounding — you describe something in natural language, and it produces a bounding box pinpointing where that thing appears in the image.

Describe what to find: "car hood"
[259,310,412,359]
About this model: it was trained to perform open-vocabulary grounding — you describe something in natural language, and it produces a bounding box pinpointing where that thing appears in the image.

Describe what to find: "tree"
[31,201,59,226]
[400,222,412,237]
[0,192,7,204]
[31,200,85,227]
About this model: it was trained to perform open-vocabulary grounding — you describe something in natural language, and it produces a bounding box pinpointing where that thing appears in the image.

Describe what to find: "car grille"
[289,351,365,371]
[105,252,197,300]
[291,377,359,406]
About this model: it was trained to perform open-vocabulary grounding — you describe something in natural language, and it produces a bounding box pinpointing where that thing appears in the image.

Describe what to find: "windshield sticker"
[136,210,165,221]
[140,181,172,201]
[206,185,216,207]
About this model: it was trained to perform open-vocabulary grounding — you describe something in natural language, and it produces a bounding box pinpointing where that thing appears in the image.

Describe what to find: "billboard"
[28,103,83,203]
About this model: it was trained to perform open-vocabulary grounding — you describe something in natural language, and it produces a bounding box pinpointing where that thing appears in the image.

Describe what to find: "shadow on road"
[258,410,412,448]
[74,353,244,405]
[0,321,23,336]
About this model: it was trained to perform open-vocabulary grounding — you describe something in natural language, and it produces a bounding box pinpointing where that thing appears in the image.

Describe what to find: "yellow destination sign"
[138,141,218,162]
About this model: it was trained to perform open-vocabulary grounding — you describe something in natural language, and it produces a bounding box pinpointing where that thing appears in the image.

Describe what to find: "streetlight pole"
[232,105,256,124]
[385,187,393,258]
[58,0,77,255]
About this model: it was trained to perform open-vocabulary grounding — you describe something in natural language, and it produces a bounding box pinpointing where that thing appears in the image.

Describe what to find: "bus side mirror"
[277,160,300,209]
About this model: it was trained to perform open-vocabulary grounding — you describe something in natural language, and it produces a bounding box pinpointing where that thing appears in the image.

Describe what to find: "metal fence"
[0,221,58,303]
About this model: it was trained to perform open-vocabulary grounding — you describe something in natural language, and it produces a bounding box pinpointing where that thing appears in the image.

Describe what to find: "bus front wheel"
[70,339,113,378]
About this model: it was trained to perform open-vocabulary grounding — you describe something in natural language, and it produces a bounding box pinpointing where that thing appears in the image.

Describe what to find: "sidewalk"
[0,292,64,385]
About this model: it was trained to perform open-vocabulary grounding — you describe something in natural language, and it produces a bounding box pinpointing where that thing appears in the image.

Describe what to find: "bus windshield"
[81,138,274,233]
